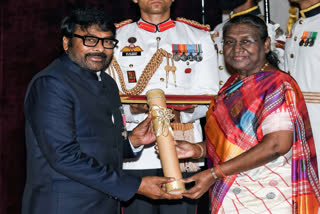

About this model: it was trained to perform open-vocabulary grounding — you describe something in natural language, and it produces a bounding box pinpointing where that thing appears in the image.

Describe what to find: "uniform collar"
[300,2,320,18]
[137,18,176,33]
[230,5,260,19]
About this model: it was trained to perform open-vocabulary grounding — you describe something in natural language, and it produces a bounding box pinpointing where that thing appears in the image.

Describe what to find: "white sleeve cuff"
[180,105,208,123]
[129,137,144,152]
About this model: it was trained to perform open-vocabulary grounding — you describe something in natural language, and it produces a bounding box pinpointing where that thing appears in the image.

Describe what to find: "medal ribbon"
[177,44,183,55]
[197,44,202,54]
[299,31,308,45]
[187,44,195,56]
[172,44,179,55]
[182,44,187,55]
[311,32,318,45]
[305,32,312,46]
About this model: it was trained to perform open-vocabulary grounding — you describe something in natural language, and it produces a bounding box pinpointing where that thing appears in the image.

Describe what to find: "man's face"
[63,24,114,72]
[133,0,173,15]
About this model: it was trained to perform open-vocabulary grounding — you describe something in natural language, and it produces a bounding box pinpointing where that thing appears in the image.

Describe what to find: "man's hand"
[129,113,156,147]
[137,176,183,200]
[130,104,149,114]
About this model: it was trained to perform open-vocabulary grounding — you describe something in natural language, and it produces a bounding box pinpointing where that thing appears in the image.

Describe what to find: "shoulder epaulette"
[115,19,133,29]
[176,17,211,31]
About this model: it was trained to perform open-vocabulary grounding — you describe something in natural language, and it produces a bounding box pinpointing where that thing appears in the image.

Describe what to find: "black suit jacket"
[22,54,141,214]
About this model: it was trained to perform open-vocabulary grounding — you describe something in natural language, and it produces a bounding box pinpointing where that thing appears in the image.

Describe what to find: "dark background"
[0,0,221,213]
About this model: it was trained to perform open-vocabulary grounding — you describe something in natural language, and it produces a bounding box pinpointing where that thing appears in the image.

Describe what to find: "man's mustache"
[85,53,107,58]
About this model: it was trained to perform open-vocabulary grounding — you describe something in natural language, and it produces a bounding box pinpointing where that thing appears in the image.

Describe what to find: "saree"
[205,70,320,213]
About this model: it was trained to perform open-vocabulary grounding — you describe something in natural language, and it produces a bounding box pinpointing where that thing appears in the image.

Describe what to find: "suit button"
[290,54,294,58]
[288,71,291,75]
[219,50,223,54]
[294,36,297,41]
[160,78,165,82]
[219,66,224,70]
[129,64,133,68]
[299,20,303,24]
[219,80,224,85]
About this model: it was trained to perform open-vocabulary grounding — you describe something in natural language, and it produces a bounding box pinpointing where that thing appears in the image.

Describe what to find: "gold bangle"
[193,143,204,159]
[210,168,218,180]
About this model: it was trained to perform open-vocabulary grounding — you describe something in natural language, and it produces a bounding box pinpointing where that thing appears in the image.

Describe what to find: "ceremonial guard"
[106,0,219,213]
[211,0,286,87]
[111,19,219,98]
[284,0,320,178]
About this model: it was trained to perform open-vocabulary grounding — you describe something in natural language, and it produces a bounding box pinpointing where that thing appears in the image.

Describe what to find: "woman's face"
[223,23,270,78]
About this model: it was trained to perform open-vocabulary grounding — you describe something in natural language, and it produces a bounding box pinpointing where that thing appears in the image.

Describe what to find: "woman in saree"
[175,14,320,213]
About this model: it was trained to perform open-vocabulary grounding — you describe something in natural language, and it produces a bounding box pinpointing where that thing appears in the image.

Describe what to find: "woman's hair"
[222,14,279,69]
[61,8,116,38]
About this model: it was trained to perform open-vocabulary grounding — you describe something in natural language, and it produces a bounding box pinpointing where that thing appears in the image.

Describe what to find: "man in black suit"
[22,8,181,214]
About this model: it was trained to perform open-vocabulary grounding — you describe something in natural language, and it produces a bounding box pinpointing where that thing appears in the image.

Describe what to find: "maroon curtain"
[0,1,221,213]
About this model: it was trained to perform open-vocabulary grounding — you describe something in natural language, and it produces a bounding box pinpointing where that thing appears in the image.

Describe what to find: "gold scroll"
[146,89,185,194]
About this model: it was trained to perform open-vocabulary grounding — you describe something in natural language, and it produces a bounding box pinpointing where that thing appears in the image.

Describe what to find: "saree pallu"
[205,71,320,213]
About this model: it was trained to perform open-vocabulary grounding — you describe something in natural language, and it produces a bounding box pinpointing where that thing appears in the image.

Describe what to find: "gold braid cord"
[303,92,320,104]
[115,19,133,29]
[286,7,298,35]
[176,17,211,31]
[110,48,172,95]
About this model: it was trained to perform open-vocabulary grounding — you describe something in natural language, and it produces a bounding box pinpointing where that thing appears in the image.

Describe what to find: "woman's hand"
[175,140,196,159]
[154,141,205,159]
[181,169,217,199]
[175,141,205,159]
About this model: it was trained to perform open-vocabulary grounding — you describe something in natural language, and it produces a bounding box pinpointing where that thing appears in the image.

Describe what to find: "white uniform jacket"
[211,6,286,88]
[284,3,320,177]
[109,18,219,170]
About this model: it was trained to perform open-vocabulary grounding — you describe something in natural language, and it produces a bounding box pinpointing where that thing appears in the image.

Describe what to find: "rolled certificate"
[146,89,185,194]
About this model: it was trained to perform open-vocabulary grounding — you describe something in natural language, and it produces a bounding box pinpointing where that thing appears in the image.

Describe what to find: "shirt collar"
[137,18,176,33]
[300,2,320,18]
[230,5,260,19]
